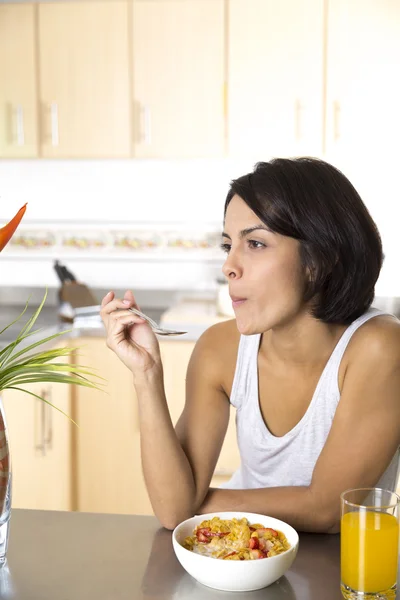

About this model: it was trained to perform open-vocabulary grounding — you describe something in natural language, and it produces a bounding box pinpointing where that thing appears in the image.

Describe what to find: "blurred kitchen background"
[1,0,400,516]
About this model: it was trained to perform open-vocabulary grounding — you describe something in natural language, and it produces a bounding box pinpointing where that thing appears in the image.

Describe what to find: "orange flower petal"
[0,203,27,252]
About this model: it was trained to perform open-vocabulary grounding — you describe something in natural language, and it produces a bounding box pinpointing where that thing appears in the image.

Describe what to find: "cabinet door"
[38,1,131,158]
[73,338,152,515]
[325,0,400,288]
[0,4,38,158]
[2,380,72,511]
[160,340,240,488]
[132,0,225,158]
[228,0,324,160]
[325,0,400,171]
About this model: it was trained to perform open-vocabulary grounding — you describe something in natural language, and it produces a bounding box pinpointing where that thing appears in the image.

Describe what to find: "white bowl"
[172,511,299,592]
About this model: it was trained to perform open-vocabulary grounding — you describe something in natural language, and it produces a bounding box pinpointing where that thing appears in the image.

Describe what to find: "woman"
[100,157,400,533]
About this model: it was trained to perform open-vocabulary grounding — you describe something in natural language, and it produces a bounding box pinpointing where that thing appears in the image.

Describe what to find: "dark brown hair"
[224,157,383,324]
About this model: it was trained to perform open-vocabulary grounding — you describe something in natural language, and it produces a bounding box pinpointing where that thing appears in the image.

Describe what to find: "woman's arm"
[100,290,232,529]
[198,321,400,533]
[138,324,231,529]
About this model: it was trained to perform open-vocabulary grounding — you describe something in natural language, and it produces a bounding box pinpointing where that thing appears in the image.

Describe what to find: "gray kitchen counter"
[1,509,342,600]
[0,304,206,348]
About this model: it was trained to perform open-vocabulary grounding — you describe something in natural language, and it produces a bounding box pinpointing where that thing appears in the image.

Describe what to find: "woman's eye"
[248,239,265,249]
[220,243,231,253]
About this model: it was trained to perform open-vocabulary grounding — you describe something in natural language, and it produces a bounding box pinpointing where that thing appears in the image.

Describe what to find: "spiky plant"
[0,203,104,421]
[0,289,104,423]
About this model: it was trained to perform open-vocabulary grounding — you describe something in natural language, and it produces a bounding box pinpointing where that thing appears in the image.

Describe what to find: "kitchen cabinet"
[324,0,400,279]
[0,3,38,158]
[227,0,324,161]
[38,1,131,158]
[159,340,240,488]
[325,0,400,172]
[131,0,225,158]
[73,337,147,515]
[74,336,240,515]
[2,372,72,511]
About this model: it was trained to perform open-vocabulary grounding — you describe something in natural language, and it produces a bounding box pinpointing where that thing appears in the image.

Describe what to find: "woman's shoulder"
[192,319,241,395]
[195,318,241,357]
[347,313,400,365]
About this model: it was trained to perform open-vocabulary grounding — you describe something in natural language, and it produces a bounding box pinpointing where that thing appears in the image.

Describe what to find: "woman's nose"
[222,253,241,279]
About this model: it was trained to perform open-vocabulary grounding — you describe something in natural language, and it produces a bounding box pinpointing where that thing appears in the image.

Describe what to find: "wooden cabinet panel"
[75,336,241,516]
[325,0,400,171]
[3,379,71,511]
[228,0,324,161]
[132,0,225,158]
[160,340,240,486]
[0,4,38,158]
[38,1,131,158]
[73,338,150,514]
[325,0,400,285]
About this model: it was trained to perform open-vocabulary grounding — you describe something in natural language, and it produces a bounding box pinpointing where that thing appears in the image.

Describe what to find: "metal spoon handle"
[128,307,187,336]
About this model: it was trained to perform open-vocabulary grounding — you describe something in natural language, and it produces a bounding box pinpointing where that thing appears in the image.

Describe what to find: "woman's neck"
[259,312,348,369]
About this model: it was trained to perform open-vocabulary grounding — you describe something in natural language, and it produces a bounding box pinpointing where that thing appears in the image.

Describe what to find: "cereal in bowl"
[182,516,290,560]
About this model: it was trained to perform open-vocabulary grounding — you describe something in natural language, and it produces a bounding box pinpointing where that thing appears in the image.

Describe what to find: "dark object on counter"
[53,260,77,283]
[60,282,98,311]
[53,260,98,322]
[53,260,65,283]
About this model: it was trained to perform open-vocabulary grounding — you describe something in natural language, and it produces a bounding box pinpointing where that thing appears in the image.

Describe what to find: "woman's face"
[221,194,308,335]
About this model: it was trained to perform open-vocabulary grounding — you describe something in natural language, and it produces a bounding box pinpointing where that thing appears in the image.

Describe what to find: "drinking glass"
[341,487,400,600]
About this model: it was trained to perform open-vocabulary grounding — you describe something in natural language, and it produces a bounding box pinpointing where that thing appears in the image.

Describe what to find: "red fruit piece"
[196,528,212,543]
[257,527,278,537]
[259,537,274,552]
[197,527,211,536]
[251,548,269,559]
[249,537,259,550]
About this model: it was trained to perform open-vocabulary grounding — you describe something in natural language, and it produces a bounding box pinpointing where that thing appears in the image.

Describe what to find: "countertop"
[2,509,343,600]
[1,294,399,350]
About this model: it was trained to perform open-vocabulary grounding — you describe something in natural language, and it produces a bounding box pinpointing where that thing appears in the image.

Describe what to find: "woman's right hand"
[100,290,162,376]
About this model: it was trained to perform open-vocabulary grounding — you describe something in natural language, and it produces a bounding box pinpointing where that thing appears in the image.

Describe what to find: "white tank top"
[219,307,400,491]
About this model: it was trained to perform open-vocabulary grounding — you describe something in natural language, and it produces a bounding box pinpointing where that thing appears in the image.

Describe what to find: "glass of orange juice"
[341,488,400,600]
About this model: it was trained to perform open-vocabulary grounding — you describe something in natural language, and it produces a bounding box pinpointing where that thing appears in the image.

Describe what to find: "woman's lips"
[230,296,247,308]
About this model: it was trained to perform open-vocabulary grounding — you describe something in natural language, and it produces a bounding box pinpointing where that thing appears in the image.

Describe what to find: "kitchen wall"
[1,0,400,298]
[0,157,399,297]
[0,157,255,292]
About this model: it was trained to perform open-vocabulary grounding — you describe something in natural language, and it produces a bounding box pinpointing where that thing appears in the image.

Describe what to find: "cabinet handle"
[43,388,53,451]
[333,101,341,141]
[294,99,303,141]
[15,105,25,146]
[142,105,152,145]
[35,398,46,457]
[51,102,59,147]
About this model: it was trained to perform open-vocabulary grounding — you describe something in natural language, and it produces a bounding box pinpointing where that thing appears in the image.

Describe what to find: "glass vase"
[0,394,11,565]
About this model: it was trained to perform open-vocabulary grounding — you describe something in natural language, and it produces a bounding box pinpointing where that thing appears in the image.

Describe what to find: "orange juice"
[341,510,399,593]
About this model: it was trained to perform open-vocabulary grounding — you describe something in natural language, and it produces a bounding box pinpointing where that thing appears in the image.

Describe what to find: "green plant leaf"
[0,290,107,416]
[0,328,73,367]
[0,299,29,337]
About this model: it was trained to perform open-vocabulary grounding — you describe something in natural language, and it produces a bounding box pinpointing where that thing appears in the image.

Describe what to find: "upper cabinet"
[227,0,324,161]
[1,0,399,163]
[0,4,38,158]
[131,0,225,158]
[38,1,131,158]
[325,0,400,172]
